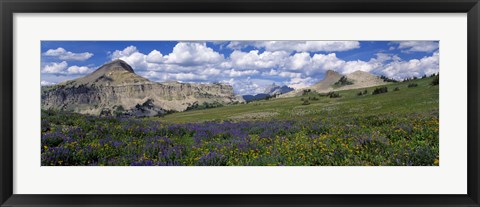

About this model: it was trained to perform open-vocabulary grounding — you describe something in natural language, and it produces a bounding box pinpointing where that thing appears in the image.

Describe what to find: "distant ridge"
[263,83,294,96]
[242,94,269,102]
[241,83,294,102]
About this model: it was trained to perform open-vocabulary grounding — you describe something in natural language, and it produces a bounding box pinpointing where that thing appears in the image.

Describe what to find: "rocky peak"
[325,70,341,79]
[279,70,389,98]
[66,59,149,87]
[346,70,381,81]
[97,59,135,73]
[350,70,368,75]
[312,70,386,92]
[264,83,294,95]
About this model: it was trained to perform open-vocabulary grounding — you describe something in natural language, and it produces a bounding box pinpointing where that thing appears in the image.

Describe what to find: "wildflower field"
[41,77,439,166]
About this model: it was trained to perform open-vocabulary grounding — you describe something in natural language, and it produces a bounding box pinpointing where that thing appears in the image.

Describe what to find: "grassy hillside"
[41,76,439,166]
[159,76,438,123]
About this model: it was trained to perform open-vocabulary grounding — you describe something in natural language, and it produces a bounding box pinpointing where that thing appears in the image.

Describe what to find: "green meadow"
[159,77,439,124]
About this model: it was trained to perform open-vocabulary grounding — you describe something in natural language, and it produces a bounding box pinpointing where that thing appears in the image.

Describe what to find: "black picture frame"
[1,0,479,206]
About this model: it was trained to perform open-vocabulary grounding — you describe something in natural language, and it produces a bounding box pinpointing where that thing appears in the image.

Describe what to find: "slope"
[158,76,438,123]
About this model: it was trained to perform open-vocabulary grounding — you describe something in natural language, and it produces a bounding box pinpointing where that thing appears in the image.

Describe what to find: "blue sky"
[41,41,439,95]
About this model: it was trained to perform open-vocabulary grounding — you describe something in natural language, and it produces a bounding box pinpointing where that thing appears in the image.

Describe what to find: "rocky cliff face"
[41,60,243,116]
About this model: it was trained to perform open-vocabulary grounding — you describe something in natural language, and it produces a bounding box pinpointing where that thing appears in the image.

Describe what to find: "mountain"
[312,70,387,92]
[241,83,294,102]
[64,59,150,87]
[41,60,244,117]
[242,94,269,102]
[281,70,389,97]
[263,83,294,96]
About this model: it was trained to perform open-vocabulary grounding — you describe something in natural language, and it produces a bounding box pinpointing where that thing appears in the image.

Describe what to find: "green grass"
[158,77,438,123]
[41,76,439,166]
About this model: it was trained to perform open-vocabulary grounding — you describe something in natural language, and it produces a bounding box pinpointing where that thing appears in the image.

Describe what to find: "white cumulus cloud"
[98,41,440,94]
[164,42,224,66]
[67,65,93,74]
[146,50,165,63]
[43,47,94,61]
[229,50,289,70]
[376,52,439,80]
[288,52,311,70]
[42,61,68,74]
[224,69,259,77]
[40,80,56,86]
[286,77,318,89]
[227,41,360,52]
[111,46,149,70]
[395,41,439,53]
[221,78,274,95]
[41,61,94,75]
[170,73,209,81]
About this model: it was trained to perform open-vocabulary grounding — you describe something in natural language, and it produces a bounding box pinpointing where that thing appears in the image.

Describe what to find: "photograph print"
[41,40,439,166]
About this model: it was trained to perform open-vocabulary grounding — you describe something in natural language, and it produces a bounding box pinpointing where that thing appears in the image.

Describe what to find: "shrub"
[327,92,341,98]
[186,101,224,111]
[356,90,368,96]
[302,89,312,96]
[380,75,398,83]
[302,100,310,105]
[372,87,388,95]
[113,105,125,117]
[116,105,125,111]
[403,76,419,82]
[408,83,418,88]
[100,108,112,116]
[394,87,400,91]
[431,75,439,86]
[334,76,353,86]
